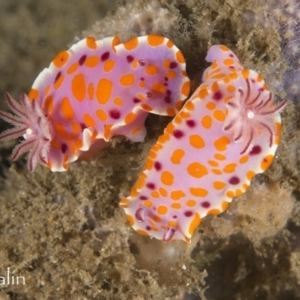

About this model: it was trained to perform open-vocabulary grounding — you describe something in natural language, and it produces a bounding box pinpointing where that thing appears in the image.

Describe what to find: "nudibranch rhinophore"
[0,35,190,171]
[120,45,287,243]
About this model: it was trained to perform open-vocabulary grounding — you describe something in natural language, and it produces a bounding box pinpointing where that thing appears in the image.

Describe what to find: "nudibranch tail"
[0,35,189,172]
[0,92,52,171]
[120,44,286,242]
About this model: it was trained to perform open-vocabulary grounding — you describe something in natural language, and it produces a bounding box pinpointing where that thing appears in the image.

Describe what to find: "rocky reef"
[0,0,300,299]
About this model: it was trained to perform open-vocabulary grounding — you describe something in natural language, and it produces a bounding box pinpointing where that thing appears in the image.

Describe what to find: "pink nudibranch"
[0,35,190,171]
[120,45,287,243]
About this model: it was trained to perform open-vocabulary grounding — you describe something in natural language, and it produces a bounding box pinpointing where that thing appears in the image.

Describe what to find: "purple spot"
[173,215,177,219]
[173,130,184,139]
[154,161,162,171]
[54,72,61,83]
[164,83,168,86]
[229,54,234,58]
[201,201,211,208]
[109,110,120,119]
[101,52,110,61]
[229,176,240,185]
[146,226,151,231]
[166,90,172,96]
[133,98,141,103]
[79,55,87,65]
[164,96,171,103]
[184,211,193,217]
[140,77,145,81]
[186,120,196,128]
[61,144,67,154]
[135,208,145,222]
[169,62,178,69]
[164,77,169,81]
[249,145,262,155]
[138,59,146,66]
[127,55,134,62]
[80,123,87,130]
[139,196,147,200]
[146,182,155,190]
[213,91,223,101]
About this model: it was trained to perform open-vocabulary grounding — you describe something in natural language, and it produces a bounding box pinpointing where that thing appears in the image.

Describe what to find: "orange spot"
[214,136,230,151]
[53,50,69,68]
[275,122,282,145]
[170,149,185,164]
[119,198,130,208]
[223,58,235,65]
[176,50,185,63]
[44,85,51,97]
[144,200,153,208]
[146,64,159,75]
[135,174,146,190]
[131,126,143,135]
[188,213,201,235]
[211,81,219,92]
[174,116,182,125]
[161,171,174,186]
[123,37,138,50]
[171,203,182,209]
[120,74,135,86]
[213,181,226,190]
[104,124,112,140]
[226,85,236,93]
[141,103,153,112]
[44,96,54,112]
[147,35,165,47]
[114,97,123,106]
[157,133,170,144]
[198,88,209,99]
[176,100,184,111]
[246,170,256,181]
[166,70,177,79]
[83,114,96,127]
[55,122,70,140]
[223,163,237,173]
[170,190,185,200]
[212,169,222,175]
[229,72,238,80]
[235,189,243,196]
[145,158,154,170]
[185,101,195,111]
[186,199,196,207]
[67,62,78,74]
[190,187,208,197]
[86,37,97,49]
[157,205,168,215]
[61,97,75,120]
[214,153,226,160]
[208,160,219,167]
[153,215,161,223]
[220,45,230,51]
[166,39,174,48]
[179,111,190,119]
[96,109,107,121]
[241,69,250,79]
[213,110,225,122]
[124,112,137,124]
[187,162,208,178]
[54,74,64,90]
[139,80,146,88]
[28,89,39,101]
[159,187,168,197]
[152,82,166,94]
[51,138,60,149]
[112,36,121,49]
[163,59,171,69]
[181,81,190,97]
[62,154,69,170]
[96,78,112,104]
[257,74,263,82]
[206,102,216,110]
[260,154,274,171]
[73,138,83,149]
[151,191,160,198]
[166,108,176,116]
[103,59,115,72]
[207,209,221,215]
[136,229,149,236]
[189,134,205,149]
[72,74,86,102]
[226,190,235,198]
[239,155,249,164]
[87,83,94,100]
[85,56,100,68]
[148,150,157,159]
[201,115,212,129]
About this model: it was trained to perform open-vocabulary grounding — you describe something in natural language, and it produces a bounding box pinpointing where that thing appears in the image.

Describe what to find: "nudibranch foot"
[0,92,51,171]
[121,44,286,242]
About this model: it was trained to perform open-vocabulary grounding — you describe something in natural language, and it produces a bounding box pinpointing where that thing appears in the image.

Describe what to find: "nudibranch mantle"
[0,35,190,171]
[120,45,287,243]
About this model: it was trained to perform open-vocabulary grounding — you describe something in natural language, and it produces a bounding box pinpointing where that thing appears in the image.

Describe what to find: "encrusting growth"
[0,35,190,172]
[120,45,287,243]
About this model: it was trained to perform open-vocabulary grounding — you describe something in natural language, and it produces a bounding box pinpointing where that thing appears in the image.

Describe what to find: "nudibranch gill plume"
[0,35,190,172]
[120,45,287,243]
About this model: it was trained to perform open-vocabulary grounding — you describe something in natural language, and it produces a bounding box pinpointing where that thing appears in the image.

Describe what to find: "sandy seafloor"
[0,0,300,299]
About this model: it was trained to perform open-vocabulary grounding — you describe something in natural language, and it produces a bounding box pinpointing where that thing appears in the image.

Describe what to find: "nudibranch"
[120,45,287,243]
[0,35,190,171]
